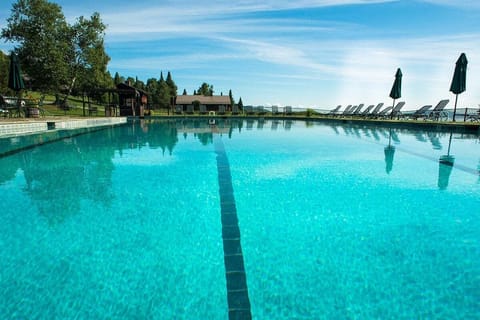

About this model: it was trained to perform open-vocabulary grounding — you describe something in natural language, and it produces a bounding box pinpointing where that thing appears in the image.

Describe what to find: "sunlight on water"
[0,118,479,319]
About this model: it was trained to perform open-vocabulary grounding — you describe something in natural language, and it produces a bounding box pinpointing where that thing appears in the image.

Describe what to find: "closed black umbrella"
[389,68,402,119]
[449,53,467,122]
[8,52,25,116]
[8,52,25,92]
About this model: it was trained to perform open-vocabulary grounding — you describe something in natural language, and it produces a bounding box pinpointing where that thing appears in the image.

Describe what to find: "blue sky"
[1,0,479,110]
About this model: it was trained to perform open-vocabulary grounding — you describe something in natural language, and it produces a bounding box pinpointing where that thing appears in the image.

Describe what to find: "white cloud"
[5,0,479,109]
[419,0,480,8]
[100,0,391,38]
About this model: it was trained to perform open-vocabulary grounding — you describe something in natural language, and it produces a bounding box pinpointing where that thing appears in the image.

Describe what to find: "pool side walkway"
[0,117,127,137]
[2,115,479,137]
[164,113,480,128]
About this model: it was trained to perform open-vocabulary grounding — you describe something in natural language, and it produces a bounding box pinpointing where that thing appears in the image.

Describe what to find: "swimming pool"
[1,118,479,319]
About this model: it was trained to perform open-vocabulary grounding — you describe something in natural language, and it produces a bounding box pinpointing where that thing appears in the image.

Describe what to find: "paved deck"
[1,115,479,138]
[0,117,127,137]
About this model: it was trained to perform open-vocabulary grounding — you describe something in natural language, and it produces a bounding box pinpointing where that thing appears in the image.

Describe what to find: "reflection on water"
[0,118,479,223]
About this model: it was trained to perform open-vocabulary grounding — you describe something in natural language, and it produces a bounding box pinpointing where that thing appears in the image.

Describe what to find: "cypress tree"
[166,71,177,98]
[113,72,122,85]
[229,89,234,107]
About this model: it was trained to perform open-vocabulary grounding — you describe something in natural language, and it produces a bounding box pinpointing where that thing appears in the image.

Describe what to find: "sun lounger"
[389,101,406,119]
[378,102,405,119]
[427,99,449,121]
[404,105,432,120]
[352,104,365,116]
[376,106,393,118]
[346,105,360,116]
[340,105,353,116]
[360,105,374,117]
[328,105,342,116]
[367,103,384,118]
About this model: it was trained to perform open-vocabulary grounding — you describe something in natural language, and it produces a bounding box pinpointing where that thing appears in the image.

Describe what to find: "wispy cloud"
[2,0,479,108]
[420,0,480,8]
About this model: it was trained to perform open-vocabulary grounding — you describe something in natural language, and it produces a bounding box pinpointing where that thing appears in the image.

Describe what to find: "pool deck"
[157,114,480,133]
[0,117,127,137]
[1,115,479,137]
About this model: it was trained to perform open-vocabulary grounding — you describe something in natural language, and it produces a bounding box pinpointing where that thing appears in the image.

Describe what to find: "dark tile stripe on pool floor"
[214,136,252,320]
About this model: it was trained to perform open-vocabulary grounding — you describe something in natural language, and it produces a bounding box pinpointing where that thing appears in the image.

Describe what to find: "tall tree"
[113,72,124,85]
[146,77,159,107]
[1,0,71,91]
[0,51,9,93]
[1,0,110,97]
[157,72,170,109]
[66,12,109,98]
[229,89,234,107]
[182,89,187,95]
[238,97,243,110]
[126,76,135,86]
[165,71,177,98]
[134,76,145,91]
[197,82,214,96]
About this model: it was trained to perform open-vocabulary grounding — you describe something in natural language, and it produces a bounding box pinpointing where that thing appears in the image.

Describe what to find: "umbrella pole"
[16,91,22,117]
[452,94,458,122]
[391,98,395,119]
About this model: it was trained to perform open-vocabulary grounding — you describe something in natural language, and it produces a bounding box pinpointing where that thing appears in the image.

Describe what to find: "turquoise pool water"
[0,119,479,319]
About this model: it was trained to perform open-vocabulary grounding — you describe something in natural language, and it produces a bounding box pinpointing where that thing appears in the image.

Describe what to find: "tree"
[197,82,213,96]
[113,72,124,85]
[1,0,110,97]
[229,89,234,107]
[238,97,244,110]
[182,89,187,95]
[165,71,177,98]
[134,76,145,91]
[126,76,135,86]
[146,77,159,107]
[0,51,9,93]
[157,72,170,109]
[67,12,109,98]
[2,0,71,91]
